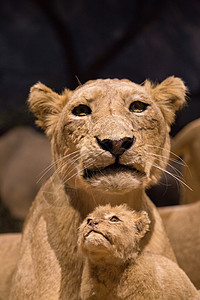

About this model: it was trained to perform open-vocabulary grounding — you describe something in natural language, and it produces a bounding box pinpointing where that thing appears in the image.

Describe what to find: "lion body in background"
[159,200,200,289]
[171,118,200,204]
[0,77,192,299]
[0,126,52,220]
[157,118,200,288]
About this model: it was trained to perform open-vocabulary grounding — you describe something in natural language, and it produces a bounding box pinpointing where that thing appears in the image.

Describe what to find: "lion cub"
[78,204,200,300]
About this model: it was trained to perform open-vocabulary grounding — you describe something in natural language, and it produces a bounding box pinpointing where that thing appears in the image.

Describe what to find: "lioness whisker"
[52,154,81,178]
[47,154,102,206]
[54,153,82,178]
[146,144,187,167]
[147,160,180,191]
[44,150,80,173]
[165,162,183,178]
[146,153,183,177]
[71,152,105,179]
[147,151,187,168]
[146,160,193,191]
[62,152,104,187]
[37,150,80,183]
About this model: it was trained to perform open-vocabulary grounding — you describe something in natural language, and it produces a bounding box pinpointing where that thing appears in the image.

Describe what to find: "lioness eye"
[72,104,92,116]
[110,216,120,222]
[129,101,149,113]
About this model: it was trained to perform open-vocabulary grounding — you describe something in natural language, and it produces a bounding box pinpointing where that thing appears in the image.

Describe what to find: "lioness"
[1,77,187,299]
[78,204,199,300]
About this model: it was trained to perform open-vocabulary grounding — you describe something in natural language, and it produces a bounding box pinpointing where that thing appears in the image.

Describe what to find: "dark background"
[0,0,200,136]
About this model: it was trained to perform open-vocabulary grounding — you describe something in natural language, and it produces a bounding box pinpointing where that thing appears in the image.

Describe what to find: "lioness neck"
[40,175,176,262]
[65,183,147,218]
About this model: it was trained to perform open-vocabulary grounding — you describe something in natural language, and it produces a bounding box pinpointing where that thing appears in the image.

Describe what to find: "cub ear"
[134,211,151,239]
[28,82,72,137]
[144,76,187,126]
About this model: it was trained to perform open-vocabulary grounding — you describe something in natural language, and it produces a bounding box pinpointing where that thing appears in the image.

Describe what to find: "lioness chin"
[0,77,187,300]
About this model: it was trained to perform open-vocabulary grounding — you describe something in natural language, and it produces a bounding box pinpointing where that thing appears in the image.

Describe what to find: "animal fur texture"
[159,200,200,289]
[78,204,200,300]
[171,118,200,204]
[157,119,200,289]
[0,77,188,299]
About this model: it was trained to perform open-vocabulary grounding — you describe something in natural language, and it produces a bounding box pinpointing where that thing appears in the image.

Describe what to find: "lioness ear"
[144,76,187,126]
[28,82,72,137]
[134,211,150,239]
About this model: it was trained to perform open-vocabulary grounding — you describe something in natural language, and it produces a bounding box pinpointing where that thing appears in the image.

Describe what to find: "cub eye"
[129,101,149,113]
[110,216,120,222]
[87,218,92,224]
[72,104,92,116]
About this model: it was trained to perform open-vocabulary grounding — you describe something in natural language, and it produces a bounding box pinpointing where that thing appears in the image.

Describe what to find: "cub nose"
[96,136,135,156]
[88,219,99,227]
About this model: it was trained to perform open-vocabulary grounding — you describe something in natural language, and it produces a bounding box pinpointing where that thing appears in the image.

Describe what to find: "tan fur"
[158,120,200,289]
[0,77,187,299]
[78,204,199,300]
[171,118,200,204]
[159,200,200,289]
[0,234,21,300]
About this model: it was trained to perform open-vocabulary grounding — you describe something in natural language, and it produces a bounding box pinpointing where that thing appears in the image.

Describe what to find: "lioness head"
[78,204,150,264]
[28,77,186,193]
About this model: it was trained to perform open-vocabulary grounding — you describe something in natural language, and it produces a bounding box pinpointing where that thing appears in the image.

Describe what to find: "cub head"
[77,204,150,264]
[28,77,187,193]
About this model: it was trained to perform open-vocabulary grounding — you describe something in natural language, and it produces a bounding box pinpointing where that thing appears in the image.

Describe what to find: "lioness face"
[78,204,150,263]
[55,79,170,192]
[29,77,186,193]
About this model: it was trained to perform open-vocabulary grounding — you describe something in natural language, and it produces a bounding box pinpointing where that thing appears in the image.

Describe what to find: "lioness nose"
[96,136,135,156]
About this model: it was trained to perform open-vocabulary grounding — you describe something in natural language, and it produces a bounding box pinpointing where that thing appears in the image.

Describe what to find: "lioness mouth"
[83,162,145,179]
[85,230,110,242]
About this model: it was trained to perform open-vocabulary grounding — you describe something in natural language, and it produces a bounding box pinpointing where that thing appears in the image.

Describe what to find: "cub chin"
[78,204,200,300]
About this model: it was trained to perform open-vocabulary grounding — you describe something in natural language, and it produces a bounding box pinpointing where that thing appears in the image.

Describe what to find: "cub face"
[78,204,150,264]
[28,77,186,193]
